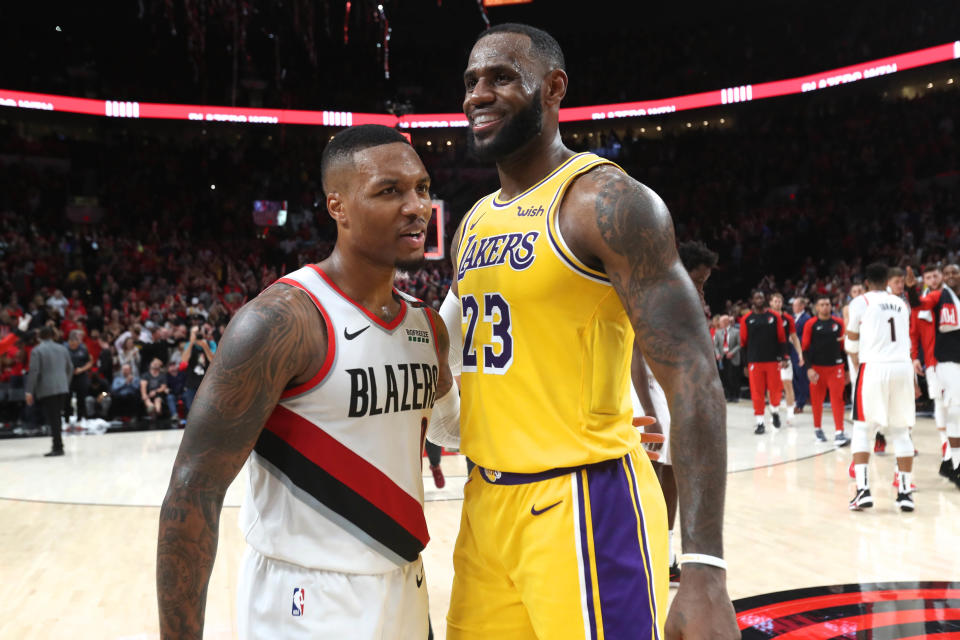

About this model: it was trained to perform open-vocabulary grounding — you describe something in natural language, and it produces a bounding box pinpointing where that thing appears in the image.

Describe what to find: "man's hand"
[779,360,790,369]
[25,392,33,406]
[905,265,917,288]
[807,368,819,384]
[798,355,805,367]
[913,359,924,376]
[665,566,740,639]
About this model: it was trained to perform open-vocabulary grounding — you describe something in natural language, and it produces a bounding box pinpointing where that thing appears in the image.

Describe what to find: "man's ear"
[327,192,347,226]
[542,68,568,108]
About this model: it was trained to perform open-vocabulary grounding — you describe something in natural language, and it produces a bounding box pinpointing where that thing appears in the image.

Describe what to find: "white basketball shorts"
[237,546,428,640]
[851,361,916,428]
[631,377,671,465]
[935,361,960,407]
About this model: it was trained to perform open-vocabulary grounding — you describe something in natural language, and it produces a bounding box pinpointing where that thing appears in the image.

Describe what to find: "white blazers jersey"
[846,290,911,363]
[239,265,441,574]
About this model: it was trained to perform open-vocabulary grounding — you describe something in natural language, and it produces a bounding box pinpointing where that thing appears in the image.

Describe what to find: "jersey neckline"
[490,152,592,208]
[307,264,407,331]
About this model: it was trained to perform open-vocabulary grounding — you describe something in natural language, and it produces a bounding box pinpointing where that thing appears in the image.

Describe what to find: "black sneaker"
[940,459,954,480]
[834,431,851,447]
[772,413,781,429]
[754,423,765,435]
[44,449,64,457]
[669,561,681,587]
[896,491,915,512]
[849,487,873,511]
[815,428,827,442]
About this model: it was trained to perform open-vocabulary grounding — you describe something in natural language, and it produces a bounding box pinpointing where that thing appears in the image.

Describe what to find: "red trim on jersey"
[276,278,337,399]
[306,264,407,330]
[264,405,429,546]
[853,363,867,421]
[422,307,441,360]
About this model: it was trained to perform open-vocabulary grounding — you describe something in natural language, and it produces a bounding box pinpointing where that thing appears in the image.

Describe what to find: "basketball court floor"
[1,402,958,638]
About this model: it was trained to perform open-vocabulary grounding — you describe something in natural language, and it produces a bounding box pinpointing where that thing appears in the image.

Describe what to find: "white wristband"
[678,553,727,570]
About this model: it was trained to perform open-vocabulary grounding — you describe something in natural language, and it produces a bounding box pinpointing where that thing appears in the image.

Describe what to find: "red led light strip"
[1,41,957,128]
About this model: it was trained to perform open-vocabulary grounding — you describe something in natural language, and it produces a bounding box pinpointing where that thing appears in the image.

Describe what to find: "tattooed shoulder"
[587,165,675,273]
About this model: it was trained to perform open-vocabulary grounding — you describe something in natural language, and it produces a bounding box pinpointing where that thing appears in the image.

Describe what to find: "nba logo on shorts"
[292,588,305,616]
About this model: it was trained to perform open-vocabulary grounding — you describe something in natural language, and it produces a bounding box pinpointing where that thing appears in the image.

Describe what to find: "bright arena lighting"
[0,41,957,128]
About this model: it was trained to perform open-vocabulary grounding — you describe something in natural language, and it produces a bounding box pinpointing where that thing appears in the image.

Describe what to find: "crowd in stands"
[1,65,957,428]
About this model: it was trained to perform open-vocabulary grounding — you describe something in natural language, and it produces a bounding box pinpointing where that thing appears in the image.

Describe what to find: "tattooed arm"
[156,284,328,639]
[559,165,738,639]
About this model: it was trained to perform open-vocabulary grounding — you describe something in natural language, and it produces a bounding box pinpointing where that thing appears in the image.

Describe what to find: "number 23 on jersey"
[462,293,514,374]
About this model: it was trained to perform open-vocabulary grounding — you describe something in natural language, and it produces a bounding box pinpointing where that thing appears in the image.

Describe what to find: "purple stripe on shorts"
[624,455,661,640]
[584,456,657,639]
[576,472,598,640]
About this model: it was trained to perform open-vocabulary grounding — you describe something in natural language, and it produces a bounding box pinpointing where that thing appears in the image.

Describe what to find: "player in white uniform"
[845,262,916,512]
[156,125,459,639]
[843,283,865,421]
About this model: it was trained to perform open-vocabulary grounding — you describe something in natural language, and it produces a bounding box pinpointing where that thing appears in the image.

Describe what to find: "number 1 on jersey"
[461,293,514,374]
[888,316,896,342]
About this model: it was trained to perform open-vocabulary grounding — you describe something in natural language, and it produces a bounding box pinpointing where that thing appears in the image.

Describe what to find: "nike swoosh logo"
[416,571,423,588]
[468,211,486,230]
[531,500,562,516]
[343,326,370,340]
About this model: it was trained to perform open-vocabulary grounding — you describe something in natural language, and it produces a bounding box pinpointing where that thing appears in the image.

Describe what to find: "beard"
[395,255,427,273]
[467,91,543,163]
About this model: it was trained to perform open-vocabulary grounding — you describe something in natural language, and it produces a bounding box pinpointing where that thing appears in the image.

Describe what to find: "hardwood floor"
[1,404,957,639]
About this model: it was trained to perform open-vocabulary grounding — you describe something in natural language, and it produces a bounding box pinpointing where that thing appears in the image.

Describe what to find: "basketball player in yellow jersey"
[439,23,738,640]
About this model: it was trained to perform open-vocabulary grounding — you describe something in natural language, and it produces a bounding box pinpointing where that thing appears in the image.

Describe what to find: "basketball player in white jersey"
[845,262,916,512]
[843,282,865,415]
[156,125,458,639]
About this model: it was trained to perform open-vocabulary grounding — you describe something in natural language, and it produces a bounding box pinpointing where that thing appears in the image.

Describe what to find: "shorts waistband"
[476,457,623,485]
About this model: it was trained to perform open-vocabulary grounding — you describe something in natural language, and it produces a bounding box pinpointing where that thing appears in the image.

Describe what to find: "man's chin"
[395,256,426,272]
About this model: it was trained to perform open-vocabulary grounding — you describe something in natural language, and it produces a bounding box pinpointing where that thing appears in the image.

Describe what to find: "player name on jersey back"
[848,290,910,363]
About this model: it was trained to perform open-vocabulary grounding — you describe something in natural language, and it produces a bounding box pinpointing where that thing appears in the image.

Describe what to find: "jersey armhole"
[276,277,336,399]
[545,159,614,285]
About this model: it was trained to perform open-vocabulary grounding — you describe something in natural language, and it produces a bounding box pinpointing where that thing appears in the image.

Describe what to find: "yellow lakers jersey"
[456,152,640,473]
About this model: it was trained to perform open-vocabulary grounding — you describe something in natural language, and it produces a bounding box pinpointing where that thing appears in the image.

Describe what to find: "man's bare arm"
[561,165,737,638]
[156,285,326,639]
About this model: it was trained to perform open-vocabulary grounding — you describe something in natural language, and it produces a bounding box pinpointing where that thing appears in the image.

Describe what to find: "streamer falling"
[343,0,351,44]
[476,0,490,28]
[376,3,391,79]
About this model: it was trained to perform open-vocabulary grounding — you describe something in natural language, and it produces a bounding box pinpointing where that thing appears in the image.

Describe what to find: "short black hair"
[476,23,566,72]
[678,241,719,272]
[865,262,890,286]
[320,125,411,192]
[814,294,831,304]
[38,326,54,340]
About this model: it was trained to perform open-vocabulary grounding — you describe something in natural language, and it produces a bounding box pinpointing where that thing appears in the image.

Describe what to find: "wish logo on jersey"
[291,587,304,616]
[457,231,539,280]
[346,363,439,417]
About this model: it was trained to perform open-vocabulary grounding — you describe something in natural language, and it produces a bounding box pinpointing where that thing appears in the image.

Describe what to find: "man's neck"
[317,248,399,320]
[495,131,573,200]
